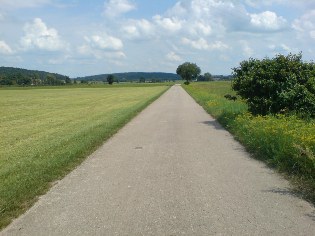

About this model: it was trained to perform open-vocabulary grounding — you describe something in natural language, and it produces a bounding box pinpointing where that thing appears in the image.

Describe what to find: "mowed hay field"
[184,82,315,204]
[0,85,169,228]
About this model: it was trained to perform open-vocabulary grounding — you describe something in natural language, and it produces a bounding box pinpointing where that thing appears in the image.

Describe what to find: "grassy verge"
[0,85,169,229]
[184,82,315,204]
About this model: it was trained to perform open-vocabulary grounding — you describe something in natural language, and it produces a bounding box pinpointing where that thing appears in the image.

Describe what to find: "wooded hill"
[75,72,181,82]
[0,67,71,86]
[0,66,233,86]
[76,72,233,82]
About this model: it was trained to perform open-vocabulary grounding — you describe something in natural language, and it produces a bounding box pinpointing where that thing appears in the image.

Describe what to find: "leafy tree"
[198,72,213,81]
[32,73,41,86]
[232,53,315,118]
[106,74,115,85]
[19,77,32,86]
[139,77,145,83]
[204,72,213,81]
[0,67,71,86]
[16,73,32,86]
[65,76,71,84]
[0,75,13,85]
[176,62,201,85]
[45,74,58,85]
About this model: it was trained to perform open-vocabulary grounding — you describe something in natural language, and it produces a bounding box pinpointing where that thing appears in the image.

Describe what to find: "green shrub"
[184,82,315,204]
[232,53,315,118]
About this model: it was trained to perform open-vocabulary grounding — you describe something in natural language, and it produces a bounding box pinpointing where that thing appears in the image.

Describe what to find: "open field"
[0,85,169,228]
[0,82,176,90]
[184,82,315,204]
[2,85,315,235]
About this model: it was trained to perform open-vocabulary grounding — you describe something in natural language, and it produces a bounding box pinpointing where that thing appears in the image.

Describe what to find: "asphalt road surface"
[1,85,315,235]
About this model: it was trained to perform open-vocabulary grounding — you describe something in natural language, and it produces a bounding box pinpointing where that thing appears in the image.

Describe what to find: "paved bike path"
[2,85,314,235]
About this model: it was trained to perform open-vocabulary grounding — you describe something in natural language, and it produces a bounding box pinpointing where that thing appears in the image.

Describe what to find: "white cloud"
[240,40,253,57]
[182,38,229,51]
[78,44,126,60]
[78,34,125,60]
[245,0,315,9]
[177,1,289,33]
[250,11,287,31]
[115,0,289,59]
[166,51,182,62]
[84,34,123,51]
[122,19,155,39]
[20,18,66,51]
[280,43,291,52]
[182,37,207,50]
[165,1,187,17]
[210,41,229,50]
[120,2,214,41]
[190,21,212,36]
[159,0,288,36]
[268,43,296,54]
[0,40,14,54]
[153,15,183,32]
[245,0,287,8]
[0,0,313,77]
[123,25,138,37]
[164,0,230,35]
[292,10,315,40]
[103,0,136,18]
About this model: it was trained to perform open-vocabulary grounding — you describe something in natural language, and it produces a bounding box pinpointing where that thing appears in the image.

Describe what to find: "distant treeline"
[76,72,181,82]
[0,67,233,86]
[0,67,71,86]
[76,72,233,82]
[212,75,234,81]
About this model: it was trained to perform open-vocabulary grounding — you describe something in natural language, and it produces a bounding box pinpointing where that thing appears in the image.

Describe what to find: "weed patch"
[184,82,315,204]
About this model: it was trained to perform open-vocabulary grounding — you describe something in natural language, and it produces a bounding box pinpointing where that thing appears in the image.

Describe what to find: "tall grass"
[184,82,315,204]
[0,85,169,229]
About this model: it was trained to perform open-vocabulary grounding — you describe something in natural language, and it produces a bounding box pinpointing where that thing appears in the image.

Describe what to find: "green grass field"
[184,82,315,204]
[0,85,169,228]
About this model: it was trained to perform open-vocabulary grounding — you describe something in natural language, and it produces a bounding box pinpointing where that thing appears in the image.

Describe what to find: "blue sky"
[0,0,315,77]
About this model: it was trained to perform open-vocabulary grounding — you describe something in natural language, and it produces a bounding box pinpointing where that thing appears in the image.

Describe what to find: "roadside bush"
[184,82,315,204]
[232,53,315,118]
